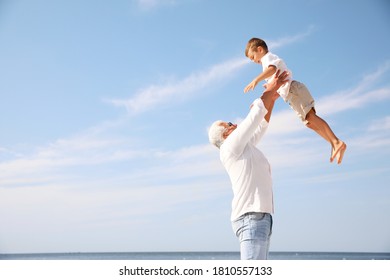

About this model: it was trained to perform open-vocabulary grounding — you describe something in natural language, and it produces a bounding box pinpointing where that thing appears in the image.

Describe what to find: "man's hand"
[263,70,289,93]
[261,70,289,109]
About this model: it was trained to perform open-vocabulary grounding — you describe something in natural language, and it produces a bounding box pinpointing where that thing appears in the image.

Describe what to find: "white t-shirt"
[261,52,293,101]
[220,98,274,221]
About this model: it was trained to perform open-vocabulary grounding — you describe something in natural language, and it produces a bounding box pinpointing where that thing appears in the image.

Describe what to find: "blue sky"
[0,0,389,254]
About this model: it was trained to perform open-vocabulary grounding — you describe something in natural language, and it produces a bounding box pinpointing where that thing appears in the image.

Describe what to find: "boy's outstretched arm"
[244,65,276,93]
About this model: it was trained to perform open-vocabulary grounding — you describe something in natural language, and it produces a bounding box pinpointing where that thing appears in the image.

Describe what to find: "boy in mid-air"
[244,38,346,164]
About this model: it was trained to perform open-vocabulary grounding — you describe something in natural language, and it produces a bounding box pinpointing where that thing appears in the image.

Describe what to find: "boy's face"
[247,46,264,64]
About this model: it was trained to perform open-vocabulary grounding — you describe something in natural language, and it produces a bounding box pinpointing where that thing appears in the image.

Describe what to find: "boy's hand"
[244,80,258,93]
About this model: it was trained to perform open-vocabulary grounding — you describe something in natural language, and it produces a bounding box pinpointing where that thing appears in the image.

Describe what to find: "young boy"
[244,38,346,164]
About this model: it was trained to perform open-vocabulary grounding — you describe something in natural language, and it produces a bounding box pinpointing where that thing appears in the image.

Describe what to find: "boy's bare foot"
[330,141,347,164]
[336,143,347,164]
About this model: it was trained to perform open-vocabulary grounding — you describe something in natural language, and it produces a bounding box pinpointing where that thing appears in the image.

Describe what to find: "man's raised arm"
[261,70,289,122]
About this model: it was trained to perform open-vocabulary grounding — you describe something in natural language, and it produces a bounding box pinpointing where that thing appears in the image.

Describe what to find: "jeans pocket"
[249,212,266,221]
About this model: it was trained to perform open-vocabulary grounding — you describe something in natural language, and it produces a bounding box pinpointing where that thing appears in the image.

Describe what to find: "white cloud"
[316,61,390,116]
[107,29,319,115]
[351,134,390,150]
[200,61,390,171]
[268,25,316,50]
[3,59,389,190]
[0,130,144,187]
[264,61,390,137]
[0,127,223,189]
[368,116,390,132]
[135,0,177,10]
[349,115,390,150]
[108,57,248,114]
[2,37,389,191]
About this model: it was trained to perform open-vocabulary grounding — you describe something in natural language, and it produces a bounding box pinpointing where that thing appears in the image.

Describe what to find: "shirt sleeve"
[222,99,268,157]
[250,118,269,146]
[261,52,292,82]
[263,52,282,67]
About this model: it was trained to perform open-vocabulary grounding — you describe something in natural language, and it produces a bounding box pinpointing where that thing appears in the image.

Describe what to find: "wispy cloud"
[99,59,390,187]
[316,61,390,115]
[108,29,317,115]
[351,132,390,150]
[368,116,390,132]
[0,127,221,189]
[3,53,389,193]
[202,61,390,170]
[268,25,316,49]
[0,131,144,187]
[349,115,390,150]
[2,29,388,192]
[135,0,177,11]
[266,61,390,137]
[108,57,248,114]
[2,62,389,253]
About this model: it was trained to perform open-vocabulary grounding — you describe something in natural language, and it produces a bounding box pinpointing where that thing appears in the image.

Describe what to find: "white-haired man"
[208,70,288,260]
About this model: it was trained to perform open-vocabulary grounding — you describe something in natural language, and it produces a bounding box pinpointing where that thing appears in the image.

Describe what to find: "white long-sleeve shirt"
[220,98,274,221]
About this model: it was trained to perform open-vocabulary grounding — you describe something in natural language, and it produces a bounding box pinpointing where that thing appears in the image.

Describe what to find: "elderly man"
[208,70,288,260]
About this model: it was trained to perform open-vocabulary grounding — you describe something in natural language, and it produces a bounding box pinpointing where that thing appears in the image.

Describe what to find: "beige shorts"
[286,81,315,124]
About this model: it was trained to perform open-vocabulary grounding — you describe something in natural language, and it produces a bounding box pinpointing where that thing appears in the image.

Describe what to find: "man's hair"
[208,120,225,149]
[245,38,268,57]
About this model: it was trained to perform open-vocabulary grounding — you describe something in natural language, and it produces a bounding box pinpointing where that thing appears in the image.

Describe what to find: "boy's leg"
[305,109,346,164]
[287,81,346,164]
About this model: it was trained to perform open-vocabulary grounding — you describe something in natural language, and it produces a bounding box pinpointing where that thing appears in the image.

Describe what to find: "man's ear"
[222,131,228,139]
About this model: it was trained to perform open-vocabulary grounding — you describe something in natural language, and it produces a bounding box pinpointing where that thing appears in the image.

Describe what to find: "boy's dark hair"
[245,38,268,57]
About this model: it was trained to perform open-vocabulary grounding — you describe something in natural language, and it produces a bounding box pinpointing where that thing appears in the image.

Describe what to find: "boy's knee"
[305,110,316,128]
[305,108,316,122]
[306,121,314,129]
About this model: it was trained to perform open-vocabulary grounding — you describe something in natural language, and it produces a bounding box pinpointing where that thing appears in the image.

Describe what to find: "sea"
[1,251,389,260]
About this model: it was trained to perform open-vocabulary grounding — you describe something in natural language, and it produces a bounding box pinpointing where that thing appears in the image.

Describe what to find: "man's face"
[220,121,237,139]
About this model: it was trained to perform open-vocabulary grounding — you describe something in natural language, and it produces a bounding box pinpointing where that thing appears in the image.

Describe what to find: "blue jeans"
[232,212,273,260]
